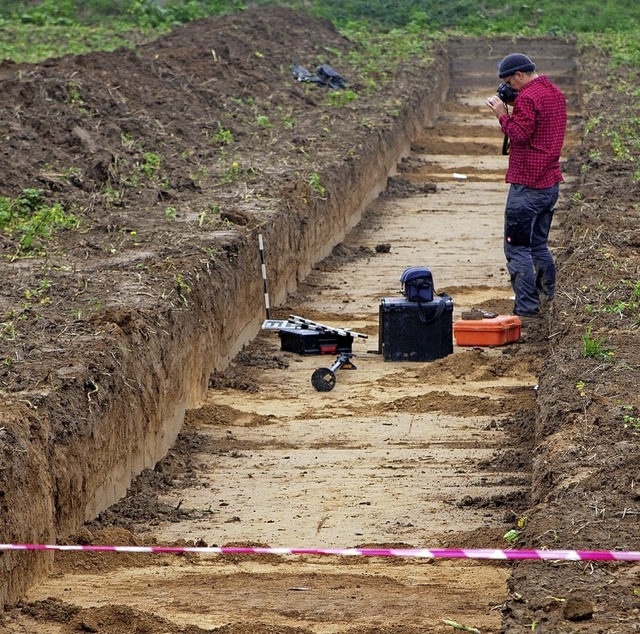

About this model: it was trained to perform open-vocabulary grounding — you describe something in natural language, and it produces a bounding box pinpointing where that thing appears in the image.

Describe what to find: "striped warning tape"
[2,544,640,561]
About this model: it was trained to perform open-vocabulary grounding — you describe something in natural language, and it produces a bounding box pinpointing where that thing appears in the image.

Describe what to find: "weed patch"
[581,325,615,361]
[0,189,78,256]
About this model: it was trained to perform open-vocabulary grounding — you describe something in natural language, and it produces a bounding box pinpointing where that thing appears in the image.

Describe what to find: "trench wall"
[0,50,450,607]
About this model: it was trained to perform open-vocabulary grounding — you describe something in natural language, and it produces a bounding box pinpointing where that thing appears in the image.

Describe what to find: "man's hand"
[485,95,507,118]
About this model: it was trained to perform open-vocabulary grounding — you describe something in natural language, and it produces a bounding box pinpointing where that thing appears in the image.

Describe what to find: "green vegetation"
[620,404,640,431]
[600,279,640,321]
[325,89,359,106]
[581,325,614,361]
[254,114,272,129]
[0,275,56,341]
[0,23,150,63]
[577,33,640,182]
[623,414,640,430]
[5,0,637,34]
[174,273,191,307]
[1,1,639,64]
[0,188,79,256]
[197,203,222,228]
[308,173,326,197]
[580,30,640,67]
[211,125,234,146]
[584,277,640,324]
[339,21,439,90]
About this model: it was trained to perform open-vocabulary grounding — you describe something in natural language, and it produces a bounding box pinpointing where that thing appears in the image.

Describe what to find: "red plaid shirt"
[499,75,567,189]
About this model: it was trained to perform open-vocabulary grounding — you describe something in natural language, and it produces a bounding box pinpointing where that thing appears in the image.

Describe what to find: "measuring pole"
[258,233,271,319]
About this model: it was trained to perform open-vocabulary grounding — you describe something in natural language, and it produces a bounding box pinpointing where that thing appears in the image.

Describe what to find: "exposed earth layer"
[0,6,639,633]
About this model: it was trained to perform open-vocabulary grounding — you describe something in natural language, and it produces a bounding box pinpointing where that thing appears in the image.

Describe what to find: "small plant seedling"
[88,298,102,312]
[503,529,519,543]
[584,115,602,134]
[255,114,272,128]
[24,285,51,307]
[175,273,191,307]
[581,325,614,361]
[66,81,88,112]
[308,173,326,197]
[121,132,139,150]
[197,204,243,231]
[282,115,295,129]
[621,404,640,430]
[140,152,161,177]
[325,89,358,107]
[211,125,233,145]
[623,414,640,430]
[0,320,17,341]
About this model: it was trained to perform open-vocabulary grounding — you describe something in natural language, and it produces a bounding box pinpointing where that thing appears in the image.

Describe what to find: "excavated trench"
[4,37,580,633]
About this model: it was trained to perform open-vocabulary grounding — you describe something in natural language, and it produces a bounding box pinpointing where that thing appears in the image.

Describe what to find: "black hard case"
[379,296,454,361]
[278,329,354,355]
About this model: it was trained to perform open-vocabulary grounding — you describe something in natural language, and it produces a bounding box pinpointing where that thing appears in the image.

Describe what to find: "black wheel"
[311,367,336,391]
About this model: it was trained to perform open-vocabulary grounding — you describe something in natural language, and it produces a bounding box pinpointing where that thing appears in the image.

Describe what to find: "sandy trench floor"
[6,55,575,634]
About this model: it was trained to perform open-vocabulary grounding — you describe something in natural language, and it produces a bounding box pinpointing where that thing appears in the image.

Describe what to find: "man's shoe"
[518,314,542,328]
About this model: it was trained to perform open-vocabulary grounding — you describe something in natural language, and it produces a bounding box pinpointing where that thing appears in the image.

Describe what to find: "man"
[485,53,567,317]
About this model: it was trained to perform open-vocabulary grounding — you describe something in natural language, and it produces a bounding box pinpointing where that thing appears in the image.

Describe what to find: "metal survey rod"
[258,233,270,319]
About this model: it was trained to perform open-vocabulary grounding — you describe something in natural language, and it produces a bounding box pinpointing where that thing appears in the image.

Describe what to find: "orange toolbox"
[453,315,522,347]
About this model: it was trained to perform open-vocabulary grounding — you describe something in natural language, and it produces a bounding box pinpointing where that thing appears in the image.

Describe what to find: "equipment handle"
[417,295,449,324]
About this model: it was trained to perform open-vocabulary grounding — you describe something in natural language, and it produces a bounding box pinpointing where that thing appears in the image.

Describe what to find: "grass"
[449,0,640,35]
[1,1,639,64]
[0,22,156,62]
[581,325,614,361]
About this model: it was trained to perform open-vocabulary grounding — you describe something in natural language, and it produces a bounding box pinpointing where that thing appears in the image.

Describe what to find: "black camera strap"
[501,104,510,155]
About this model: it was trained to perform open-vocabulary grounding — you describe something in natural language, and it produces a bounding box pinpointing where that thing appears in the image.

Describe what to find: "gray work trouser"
[504,183,559,316]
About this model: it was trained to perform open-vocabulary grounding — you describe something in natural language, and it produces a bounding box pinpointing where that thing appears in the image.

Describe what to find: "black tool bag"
[400,267,434,303]
[379,295,454,361]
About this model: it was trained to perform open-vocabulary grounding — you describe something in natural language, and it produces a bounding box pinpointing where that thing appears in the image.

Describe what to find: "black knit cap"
[498,53,536,78]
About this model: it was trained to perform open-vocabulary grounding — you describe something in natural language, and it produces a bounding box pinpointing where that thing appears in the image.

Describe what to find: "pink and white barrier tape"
[1,544,640,561]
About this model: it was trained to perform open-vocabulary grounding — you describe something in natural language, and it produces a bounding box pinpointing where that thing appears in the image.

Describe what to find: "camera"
[497,82,518,104]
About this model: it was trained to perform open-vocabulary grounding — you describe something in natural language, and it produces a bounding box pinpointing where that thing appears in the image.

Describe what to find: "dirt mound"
[0,7,355,378]
[0,4,439,395]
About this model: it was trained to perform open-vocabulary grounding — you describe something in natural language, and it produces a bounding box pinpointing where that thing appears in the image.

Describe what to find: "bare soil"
[1,8,640,634]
